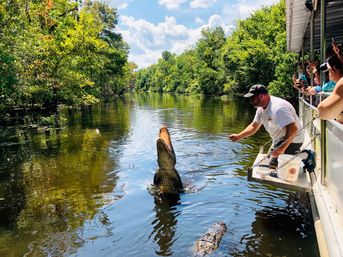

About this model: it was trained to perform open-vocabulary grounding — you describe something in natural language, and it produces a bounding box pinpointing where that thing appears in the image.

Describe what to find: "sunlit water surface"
[0,94,319,257]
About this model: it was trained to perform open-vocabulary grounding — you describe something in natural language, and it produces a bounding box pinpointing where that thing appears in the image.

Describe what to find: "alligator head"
[194,221,228,256]
[153,125,183,195]
[157,125,176,170]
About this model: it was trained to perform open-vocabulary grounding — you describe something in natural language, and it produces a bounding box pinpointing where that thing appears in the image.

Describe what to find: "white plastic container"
[277,154,302,182]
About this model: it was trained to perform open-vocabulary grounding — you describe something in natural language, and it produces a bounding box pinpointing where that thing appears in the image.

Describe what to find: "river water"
[0,93,319,257]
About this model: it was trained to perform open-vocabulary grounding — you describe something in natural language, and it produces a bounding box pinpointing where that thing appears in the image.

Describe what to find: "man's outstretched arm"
[229,122,261,142]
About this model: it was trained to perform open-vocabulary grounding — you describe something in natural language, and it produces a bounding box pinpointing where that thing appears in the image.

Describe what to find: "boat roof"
[286,0,343,52]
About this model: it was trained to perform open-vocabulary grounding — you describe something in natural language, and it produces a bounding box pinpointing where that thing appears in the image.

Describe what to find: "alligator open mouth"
[153,125,183,194]
[157,125,176,170]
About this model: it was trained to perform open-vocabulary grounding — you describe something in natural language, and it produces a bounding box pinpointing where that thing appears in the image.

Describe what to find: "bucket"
[277,154,302,182]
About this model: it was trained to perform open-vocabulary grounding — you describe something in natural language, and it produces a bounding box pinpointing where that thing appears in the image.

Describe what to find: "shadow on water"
[231,192,319,257]
[0,143,26,227]
[150,195,182,256]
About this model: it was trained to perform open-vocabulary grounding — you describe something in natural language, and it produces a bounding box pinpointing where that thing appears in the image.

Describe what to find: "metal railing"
[299,92,343,257]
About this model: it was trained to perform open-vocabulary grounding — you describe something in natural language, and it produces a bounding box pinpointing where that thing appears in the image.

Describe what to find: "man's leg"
[268,142,303,169]
[284,143,303,155]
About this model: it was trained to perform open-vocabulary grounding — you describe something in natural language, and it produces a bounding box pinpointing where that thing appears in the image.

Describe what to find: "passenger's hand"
[229,134,240,142]
[292,73,297,82]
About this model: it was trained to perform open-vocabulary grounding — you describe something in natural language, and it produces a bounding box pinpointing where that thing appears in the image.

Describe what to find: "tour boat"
[248,1,343,256]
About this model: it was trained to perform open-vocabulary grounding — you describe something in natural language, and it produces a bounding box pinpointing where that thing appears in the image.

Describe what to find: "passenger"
[306,67,335,106]
[306,47,336,95]
[316,61,337,93]
[306,69,321,95]
[229,84,305,169]
[322,80,336,92]
[292,62,310,90]
[318,53,343,123]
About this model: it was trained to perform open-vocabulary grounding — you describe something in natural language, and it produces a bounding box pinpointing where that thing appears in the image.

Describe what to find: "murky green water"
[0,93,319,257]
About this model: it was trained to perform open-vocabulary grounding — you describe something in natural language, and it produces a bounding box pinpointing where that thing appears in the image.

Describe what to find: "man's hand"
[272,122,298,157]
[229,122,260,142]
[229,134,240,142]
[271,146,284,157]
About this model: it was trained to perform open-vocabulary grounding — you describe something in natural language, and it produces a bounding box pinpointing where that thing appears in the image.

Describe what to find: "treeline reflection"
[0,100,131,256]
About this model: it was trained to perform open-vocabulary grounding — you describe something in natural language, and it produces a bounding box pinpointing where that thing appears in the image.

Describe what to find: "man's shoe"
[301,149,316,173]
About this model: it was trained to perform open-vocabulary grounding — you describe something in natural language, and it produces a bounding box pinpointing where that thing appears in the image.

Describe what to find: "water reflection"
[0,128,32,227]
[132,93,255,135]
[0,94,319,257]
[0,148,26,226]
[150,195,181,256]
[0,101,131,256]
[231,192,319,257]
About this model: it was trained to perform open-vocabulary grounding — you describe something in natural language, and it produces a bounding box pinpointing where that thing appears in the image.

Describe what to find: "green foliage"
[222,0,297,97]
[196,27,226,70]
[268,32,298,98]
[135,27,226,95]
[0,46,17,108]
[0,0,130,112]
[134,0,298,99]
[223,38,274,93]
[38,114,56,126]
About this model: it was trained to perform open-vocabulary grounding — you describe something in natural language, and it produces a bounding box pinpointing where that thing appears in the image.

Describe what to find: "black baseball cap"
[244,84,268,98]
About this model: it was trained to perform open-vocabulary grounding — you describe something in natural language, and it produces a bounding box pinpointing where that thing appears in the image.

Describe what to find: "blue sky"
[109,0,279,68]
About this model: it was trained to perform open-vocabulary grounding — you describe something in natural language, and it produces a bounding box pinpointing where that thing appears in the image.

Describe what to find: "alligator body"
[193,221,228,256]
[153,125,183,195]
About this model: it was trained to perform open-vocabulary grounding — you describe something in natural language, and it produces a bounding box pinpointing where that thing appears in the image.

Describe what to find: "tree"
[134,0,297,99]
[222,0,296,97]
[196,27,226,70]
[0,0,130,113]
[0,47,17,108]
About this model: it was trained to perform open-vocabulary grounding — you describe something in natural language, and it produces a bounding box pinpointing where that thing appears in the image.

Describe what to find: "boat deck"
[248,153,311,192]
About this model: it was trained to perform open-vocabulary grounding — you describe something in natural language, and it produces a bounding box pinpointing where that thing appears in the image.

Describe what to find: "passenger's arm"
[229,122,261,142]
[318,81,343,120]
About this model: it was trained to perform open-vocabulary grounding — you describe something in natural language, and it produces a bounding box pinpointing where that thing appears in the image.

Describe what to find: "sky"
[109,0,279,68]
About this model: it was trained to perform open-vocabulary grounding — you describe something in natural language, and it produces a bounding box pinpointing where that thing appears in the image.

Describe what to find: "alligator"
[153,125,183,195]
[193,221,228,256]
[151,126,227,255]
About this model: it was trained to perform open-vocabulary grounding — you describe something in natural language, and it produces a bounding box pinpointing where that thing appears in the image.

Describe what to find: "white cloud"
[118,15,193,67]
[119,15,188,48]
[238,4,257,17]
[158,16,189,38]
[190,0,217,9]
[195,17,205,24]
[129,51,164,69]
[118,14,237,68]
[117,0,279,68]
[109,0,130,10]
[205,15,235,35]
[222,0,279,20]
[169,27,203,54]
[208,14,222,28]
[158,0,188,10]
[117,3,128,9]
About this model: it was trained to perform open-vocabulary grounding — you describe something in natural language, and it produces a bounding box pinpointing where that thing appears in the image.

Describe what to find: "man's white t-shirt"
[253,96,304,145]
